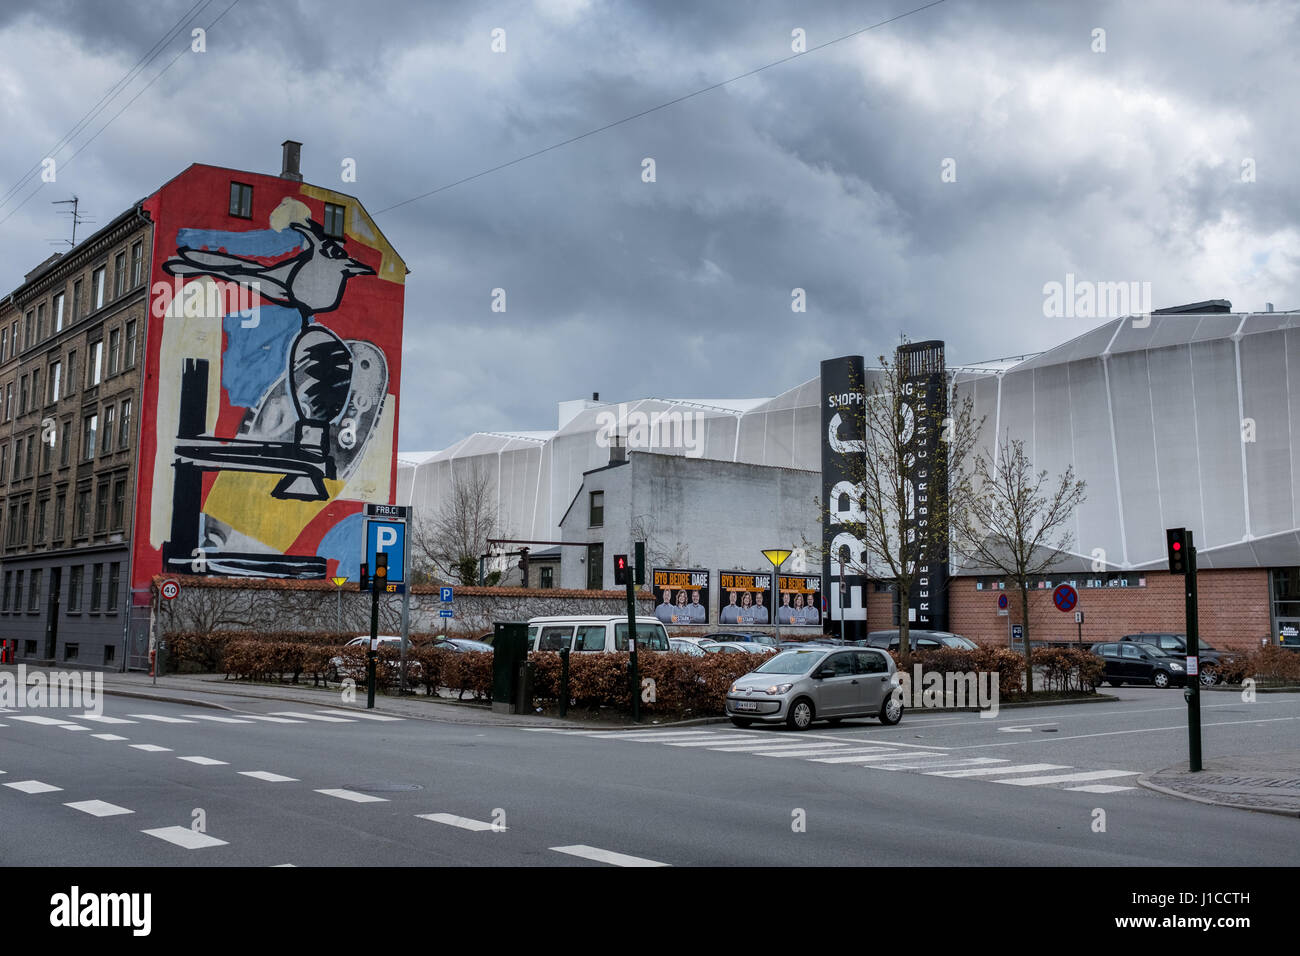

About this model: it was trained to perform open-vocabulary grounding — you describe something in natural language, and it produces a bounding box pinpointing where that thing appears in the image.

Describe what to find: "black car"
[1091,641,1187,689]
[1118,633,1230,685]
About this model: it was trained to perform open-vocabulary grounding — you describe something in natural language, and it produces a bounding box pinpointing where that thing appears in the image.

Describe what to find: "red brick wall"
[948,569,1271,654]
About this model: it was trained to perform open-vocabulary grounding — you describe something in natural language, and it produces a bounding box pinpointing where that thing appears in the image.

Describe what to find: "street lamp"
[761,548,792,644]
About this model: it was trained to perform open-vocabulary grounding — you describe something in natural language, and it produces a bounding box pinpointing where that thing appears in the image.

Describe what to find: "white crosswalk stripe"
[128,714,196,724]
[239,771,298,782]
[315,788,387,803]
[5,779,62,794]
[178,756,229,766]
[1065,784,1137,793]
[9,715,80,726]
[928,763,1070,778]
[551,845,669,867]
[65,799,134,817]
[416,813,504,831]
[994,769,1141,787]
[317,709,404,721]
[239,715,307,723]
[190,715,256,724]
[269,712,356,722]
[875,757,1007,771]
[77,714,138,724]
[142,826,228,849]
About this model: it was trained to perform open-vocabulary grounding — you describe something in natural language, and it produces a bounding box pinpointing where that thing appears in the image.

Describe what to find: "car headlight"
[766,683,794,695]
[1169,663,1184,671]
[730,682,742,694]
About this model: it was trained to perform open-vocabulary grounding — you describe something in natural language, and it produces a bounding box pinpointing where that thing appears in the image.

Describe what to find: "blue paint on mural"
[176,227,305,257]
[317,511,364,580]
[221,304,299,408]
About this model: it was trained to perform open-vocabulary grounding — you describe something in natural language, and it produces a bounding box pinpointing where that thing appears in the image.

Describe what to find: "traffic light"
[375,552,388,583]
[614,554,629,586]
[358,562,369,591]
[517,547,530,588]
[634,541,645,586]
[1166,528,1188,575]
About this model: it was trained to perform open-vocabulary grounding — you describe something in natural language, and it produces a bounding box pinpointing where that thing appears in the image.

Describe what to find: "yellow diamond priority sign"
[331,576,348,587]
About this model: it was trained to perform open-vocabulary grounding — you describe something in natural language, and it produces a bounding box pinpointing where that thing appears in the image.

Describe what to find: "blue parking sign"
[365,519,406,584]
[440,586,453,603]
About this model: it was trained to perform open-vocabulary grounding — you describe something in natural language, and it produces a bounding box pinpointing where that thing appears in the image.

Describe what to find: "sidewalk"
[1139,751,1300,818]
[96,671,707,730]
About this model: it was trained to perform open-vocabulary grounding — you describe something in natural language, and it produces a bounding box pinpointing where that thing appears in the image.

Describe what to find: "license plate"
[734,700,758,711]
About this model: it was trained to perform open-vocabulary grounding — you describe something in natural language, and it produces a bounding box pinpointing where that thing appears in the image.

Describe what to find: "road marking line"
[65,799,133,817]
[178,756,229,766]
[315,788,388,803]
[91,733,129,741]
[617,730,746,739]
[58,724,90,731]
[5,779,63,793]
[811,751,947,764]
[928,763,1070,778]
[270,712,356,722]
[77,714,138,724]
[239,715,307,724]
[317,709,405,721]
[9,715,81,726]
[550,845,669,867]
[706,741,850,753]
[416,813,504,832]
[142,826,228,849]
[129,744,172,753]
[759,746,899,758]
[949,716,1300,752]
[663,736,775,747]
[190,715,256,724]
[127,714,196,724]
[1065,784,1137,793]
[239,771,298,782]
[875,757,1007,771]
[995,769,1141,786]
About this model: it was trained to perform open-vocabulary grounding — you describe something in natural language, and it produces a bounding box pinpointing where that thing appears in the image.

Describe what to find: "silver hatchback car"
[725,647,903,730]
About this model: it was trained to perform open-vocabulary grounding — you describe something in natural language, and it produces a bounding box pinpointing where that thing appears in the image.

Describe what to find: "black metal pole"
[1186,534,1202,772]
[367,582,378,710]
[559,647,569,718]
[626,575,639,723]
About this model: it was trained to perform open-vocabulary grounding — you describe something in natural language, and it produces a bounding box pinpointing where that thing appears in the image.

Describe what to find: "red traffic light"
[1172,542,1181,551]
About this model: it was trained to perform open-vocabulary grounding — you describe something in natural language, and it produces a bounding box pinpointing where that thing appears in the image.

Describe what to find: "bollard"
[559,647,570,718]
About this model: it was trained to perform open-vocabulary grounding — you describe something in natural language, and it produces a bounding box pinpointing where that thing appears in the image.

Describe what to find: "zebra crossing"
[522,727,1143,794]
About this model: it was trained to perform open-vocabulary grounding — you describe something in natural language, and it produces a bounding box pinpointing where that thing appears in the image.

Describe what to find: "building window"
[53,493,65,541]
[66,349,76,395]
[124,320,137,368]
[324,202,346,238]
[24,311,33,348]
[0,443,7,482]
[587,543,603,590]
[41,431,52,473]
[13,437,22,479]
[48,360,61,403]
[23,640,35,656]
[13,570,22,610]
[53,292,64,332]
[1,571,9,611]
[102,404,115,454]
[28,568,41,612]
[75,488,90,536]
[83,414,97,459]
[72,278,83,318]
[36,303,45,342]
[93,266,106,309]
[119,399,132,449]
[103,644,115,664]
[34,498,47,543]
[114,252,127,297]
[60,420,71,467]
[91,563,103,611]
[108,562,120,612]
[19,499,29,544]
[2,326,8,360]
[23,436,33,478]
[229,182,253,218]
[63,643,78,661]
[31,369,40,409]
[88,340,102,387]
[131,241,144,287]
[6,503,17,547]
[108,328,121,376]
[19,375,28,414]
[95,481,109,532]
[112,478,126,530]
[539,566,554,589]
[589,491,604,528]
[3,382,11,420]
[67,565,82,612]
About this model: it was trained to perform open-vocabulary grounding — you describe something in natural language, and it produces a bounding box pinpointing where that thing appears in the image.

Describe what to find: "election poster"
[652,568,710,625]
[777,574,824,627]
[717,570,773,627]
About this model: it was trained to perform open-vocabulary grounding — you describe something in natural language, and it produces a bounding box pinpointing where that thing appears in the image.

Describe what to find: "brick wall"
[948,568,1271,654]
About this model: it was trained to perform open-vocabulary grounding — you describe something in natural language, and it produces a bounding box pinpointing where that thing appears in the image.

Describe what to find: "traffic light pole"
[1186,534,1202,772]
[626,572,639,723]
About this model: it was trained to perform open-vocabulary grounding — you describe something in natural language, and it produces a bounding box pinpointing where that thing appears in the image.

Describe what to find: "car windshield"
[753,650,823,674]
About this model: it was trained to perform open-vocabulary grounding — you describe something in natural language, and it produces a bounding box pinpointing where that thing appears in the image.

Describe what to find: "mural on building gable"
[131,169,406,594]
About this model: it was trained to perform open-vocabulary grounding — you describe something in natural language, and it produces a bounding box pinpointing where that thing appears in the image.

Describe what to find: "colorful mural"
[131,165,406,595]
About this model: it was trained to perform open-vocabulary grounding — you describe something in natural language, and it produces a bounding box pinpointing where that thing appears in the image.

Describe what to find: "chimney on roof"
[610,432,626,464]
[592,392,599,402]
[280,140,303,182]
[1267,303,1275,313]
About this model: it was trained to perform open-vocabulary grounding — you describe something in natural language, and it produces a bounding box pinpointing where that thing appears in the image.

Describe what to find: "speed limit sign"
[160,579,180,601]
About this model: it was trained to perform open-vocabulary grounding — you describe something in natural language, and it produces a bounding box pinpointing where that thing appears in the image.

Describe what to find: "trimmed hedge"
[1218,646,1300,686]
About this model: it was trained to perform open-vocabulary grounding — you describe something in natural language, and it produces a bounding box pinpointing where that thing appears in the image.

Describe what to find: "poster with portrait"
[717,570,773,627]
[652,568,710,625]
[777,575,824,627]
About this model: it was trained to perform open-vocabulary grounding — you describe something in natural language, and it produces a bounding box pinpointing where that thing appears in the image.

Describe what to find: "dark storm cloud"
[1,0,1297,450]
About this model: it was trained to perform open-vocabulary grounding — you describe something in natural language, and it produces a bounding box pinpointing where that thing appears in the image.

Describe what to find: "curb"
[101,688,234,711]
[1136,773,1300,820]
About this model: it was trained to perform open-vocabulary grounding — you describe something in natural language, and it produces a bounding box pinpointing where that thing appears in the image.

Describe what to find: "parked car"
[1090,641,1187,688]
[725,646,903,730]
[669,638,708,657]
[432,638,494,653]
[701,631,778,648]
[863,629,960,652]
[527,616,671,653]
[704,641,773,655]
[1118,633,1231,685]
[330,635,404,681]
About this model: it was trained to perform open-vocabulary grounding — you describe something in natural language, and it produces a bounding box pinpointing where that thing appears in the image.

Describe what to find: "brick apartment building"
[0,142,407,670]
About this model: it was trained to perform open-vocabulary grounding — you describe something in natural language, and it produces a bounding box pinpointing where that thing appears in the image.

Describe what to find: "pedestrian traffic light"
[614,554,629,586]
[1166,527,1188,575]
[358,562,369,591]
[634,541,645,586]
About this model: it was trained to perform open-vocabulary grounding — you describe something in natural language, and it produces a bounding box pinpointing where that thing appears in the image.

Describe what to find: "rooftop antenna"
[49,196,93,248]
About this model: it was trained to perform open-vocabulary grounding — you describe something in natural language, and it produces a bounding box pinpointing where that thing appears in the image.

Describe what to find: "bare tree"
[952,434,1087,694]
[818,350,981,653]
[412,461,508,586]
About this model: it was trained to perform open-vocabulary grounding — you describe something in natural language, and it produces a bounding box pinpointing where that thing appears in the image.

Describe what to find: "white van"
[527,615,671,653]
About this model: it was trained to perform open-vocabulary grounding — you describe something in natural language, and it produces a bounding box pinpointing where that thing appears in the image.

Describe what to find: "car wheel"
[1108,680,1123,687]
[879,693,904,725]
[730,717,753,728]
[786,698,815,731]
[1199,666,1220,687]
[1153,671,1170,689]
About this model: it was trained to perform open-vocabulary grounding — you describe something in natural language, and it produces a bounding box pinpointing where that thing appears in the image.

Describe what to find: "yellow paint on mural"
[301,185,406,285]
[202,473,346,554]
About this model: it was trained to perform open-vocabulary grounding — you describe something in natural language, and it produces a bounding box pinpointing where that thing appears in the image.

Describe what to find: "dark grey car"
[725,647,902,730]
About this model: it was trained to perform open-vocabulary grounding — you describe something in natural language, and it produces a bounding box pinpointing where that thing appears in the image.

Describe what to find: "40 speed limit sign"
[160,579,181,601]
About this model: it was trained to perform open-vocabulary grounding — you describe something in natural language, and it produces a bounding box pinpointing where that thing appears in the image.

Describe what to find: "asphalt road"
[2,685,1297,867]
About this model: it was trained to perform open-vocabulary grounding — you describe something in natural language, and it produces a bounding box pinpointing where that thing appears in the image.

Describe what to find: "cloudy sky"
[0,0,1296,452]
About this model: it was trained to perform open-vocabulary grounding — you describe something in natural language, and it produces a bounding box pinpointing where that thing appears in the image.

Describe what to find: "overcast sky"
[1,0,1296,452]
